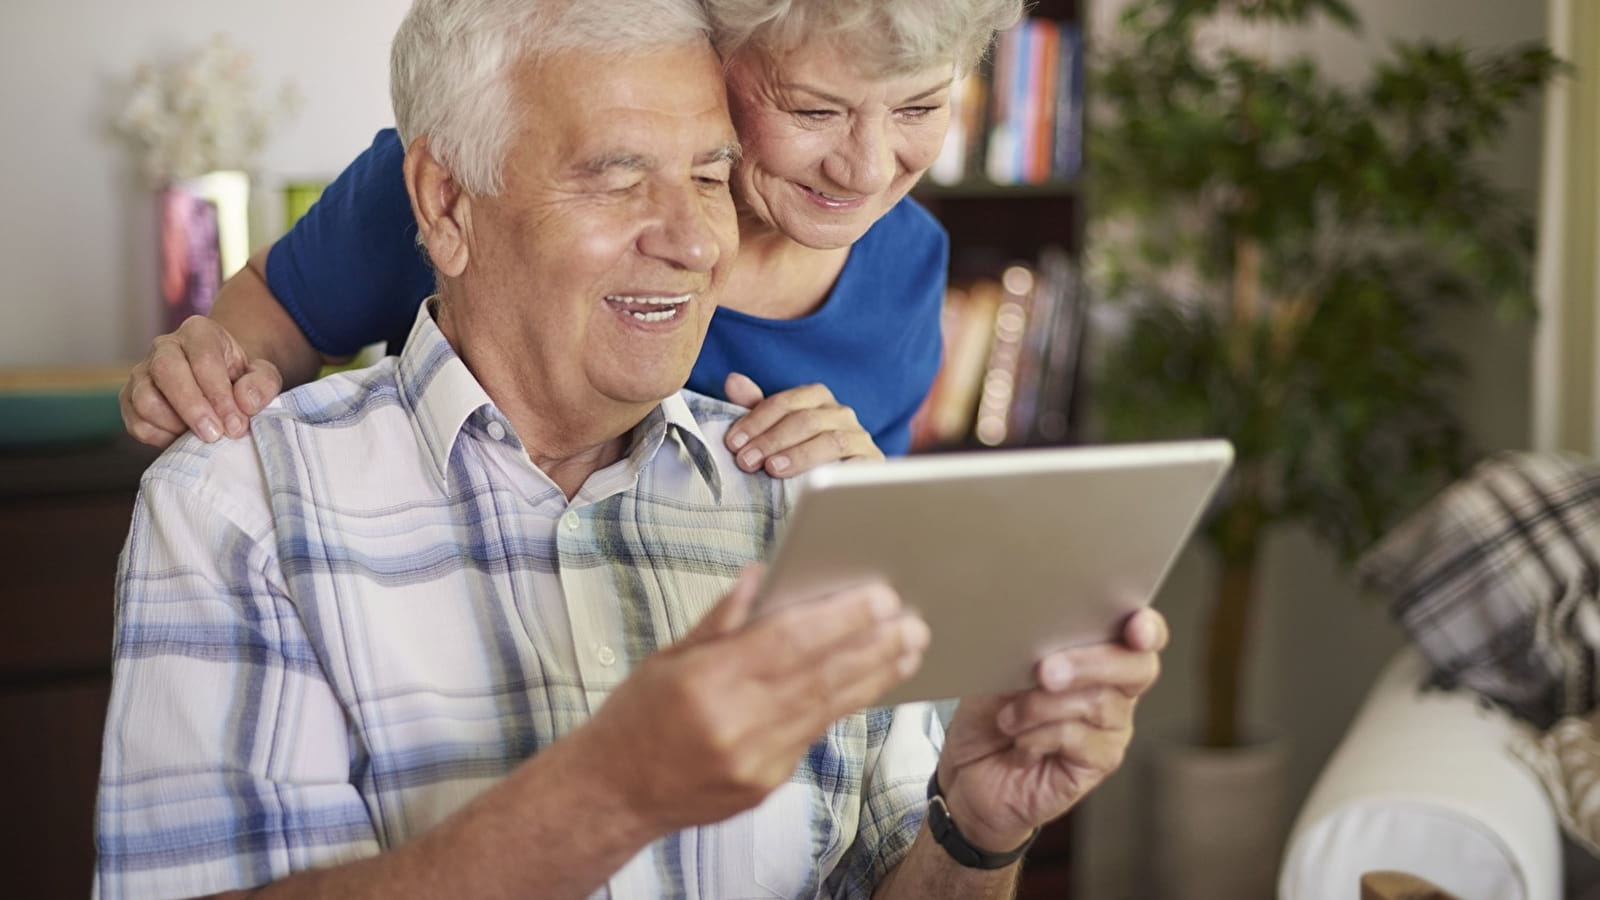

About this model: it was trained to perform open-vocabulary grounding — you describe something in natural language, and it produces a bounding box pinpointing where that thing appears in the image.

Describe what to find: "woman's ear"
[403,136,471,278]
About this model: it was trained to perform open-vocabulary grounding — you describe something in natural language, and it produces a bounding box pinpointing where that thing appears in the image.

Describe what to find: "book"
[1052,23,1084,180]
[1026,247,1087,444]
[973,265,1035,446]
[909,278,1003,450]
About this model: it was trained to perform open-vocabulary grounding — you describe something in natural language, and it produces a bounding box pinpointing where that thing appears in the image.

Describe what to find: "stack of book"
[910,247,1086,451]
[929,17,1084,187]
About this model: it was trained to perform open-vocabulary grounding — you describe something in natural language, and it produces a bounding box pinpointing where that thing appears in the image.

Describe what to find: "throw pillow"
[1358,451,1600,729]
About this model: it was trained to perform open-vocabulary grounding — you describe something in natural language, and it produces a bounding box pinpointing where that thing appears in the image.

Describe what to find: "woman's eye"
[898,105,941,120]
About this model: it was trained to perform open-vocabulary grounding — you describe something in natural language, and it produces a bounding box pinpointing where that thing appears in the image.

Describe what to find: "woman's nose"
[825,118,896,196]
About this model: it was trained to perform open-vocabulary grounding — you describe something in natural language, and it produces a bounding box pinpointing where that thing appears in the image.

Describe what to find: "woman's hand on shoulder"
[722,372,884,477]
[120,315,283,449]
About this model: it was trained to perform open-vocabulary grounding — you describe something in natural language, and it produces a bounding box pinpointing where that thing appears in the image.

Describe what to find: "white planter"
[1148,731,1291,900]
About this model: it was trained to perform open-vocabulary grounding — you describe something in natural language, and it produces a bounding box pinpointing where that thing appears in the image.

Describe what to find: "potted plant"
[1085,0,1559,893]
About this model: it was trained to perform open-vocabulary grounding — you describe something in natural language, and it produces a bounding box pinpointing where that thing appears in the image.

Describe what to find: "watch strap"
[925,771,1039,870]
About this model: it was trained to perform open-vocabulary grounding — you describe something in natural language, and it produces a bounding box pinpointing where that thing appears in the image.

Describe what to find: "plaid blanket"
[1358,451,1600,729]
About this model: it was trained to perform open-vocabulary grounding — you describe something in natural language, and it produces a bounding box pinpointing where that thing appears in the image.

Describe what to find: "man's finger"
[753,611,929,744]
[998,685,1135,737]
[745,581,905,673]
[1122,607,1169,652]
[1033,641,1162,697]
[1010,718,1131,773]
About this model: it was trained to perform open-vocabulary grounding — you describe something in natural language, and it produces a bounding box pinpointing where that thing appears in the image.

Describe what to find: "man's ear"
[403,136,471,279]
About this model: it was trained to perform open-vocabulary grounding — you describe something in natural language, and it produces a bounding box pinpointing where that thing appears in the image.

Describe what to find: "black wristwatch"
[925,771,1039,870]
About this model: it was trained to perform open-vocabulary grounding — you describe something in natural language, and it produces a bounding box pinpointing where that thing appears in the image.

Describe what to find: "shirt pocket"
[714,781,830,899]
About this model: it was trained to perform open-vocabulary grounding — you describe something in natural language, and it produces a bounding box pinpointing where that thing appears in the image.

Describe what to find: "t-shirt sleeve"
[265,129,436,357]
[96,462,378,899]
[822,704,944,899]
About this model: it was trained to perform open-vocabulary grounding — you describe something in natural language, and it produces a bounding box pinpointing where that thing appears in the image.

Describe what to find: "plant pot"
[1146,730,1290,900]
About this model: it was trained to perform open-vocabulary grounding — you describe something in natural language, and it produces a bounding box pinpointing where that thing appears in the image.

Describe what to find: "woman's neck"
[719,216,851,320]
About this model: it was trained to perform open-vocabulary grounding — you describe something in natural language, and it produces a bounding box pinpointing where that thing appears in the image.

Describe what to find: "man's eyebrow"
[698,142,743,166]
[784,79,950,107]
[580,152,658,175]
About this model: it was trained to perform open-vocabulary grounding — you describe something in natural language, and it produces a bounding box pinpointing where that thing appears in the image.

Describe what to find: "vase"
[1147,729,1291,900]
[158,170,250,332]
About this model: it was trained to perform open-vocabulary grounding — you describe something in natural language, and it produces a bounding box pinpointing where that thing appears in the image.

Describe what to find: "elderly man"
[95,0,1165,898]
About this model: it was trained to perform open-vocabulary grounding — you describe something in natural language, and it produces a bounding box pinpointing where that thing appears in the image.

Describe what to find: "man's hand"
[121,315,282,448]
[572,565,930,834]
[723,373,884,477]
[935,608,1168,852]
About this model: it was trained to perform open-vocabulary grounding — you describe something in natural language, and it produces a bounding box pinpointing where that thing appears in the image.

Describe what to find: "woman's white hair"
[391,0,712,196]
[701,0,1025,77]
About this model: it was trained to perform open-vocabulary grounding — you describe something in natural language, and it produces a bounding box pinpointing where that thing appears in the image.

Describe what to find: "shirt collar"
[396,299,722,500]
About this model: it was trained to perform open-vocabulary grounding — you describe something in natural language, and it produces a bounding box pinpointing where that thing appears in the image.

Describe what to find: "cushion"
[1358,451,1600,729]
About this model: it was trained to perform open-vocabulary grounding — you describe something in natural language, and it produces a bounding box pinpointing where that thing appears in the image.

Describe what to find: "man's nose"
[825,118,895,196]
[639,184,723,273]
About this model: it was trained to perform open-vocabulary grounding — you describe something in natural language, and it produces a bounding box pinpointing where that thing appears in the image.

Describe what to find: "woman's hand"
[120,315,283,448]
[722,372,885,477]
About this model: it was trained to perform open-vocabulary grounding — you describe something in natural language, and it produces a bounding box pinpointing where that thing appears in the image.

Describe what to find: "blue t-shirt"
[267,129,947,456]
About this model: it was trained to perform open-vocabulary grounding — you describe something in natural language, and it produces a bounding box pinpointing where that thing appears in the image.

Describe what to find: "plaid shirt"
[97,303,941,900]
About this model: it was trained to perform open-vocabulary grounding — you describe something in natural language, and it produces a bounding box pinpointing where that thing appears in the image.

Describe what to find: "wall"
[0,0,410,368]
[1075,1,1548,897]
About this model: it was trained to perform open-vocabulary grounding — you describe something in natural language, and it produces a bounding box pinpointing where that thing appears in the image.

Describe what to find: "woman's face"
[724,40,953,250]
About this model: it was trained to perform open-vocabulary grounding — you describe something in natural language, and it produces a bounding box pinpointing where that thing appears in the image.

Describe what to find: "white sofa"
[1278,647,1568,900]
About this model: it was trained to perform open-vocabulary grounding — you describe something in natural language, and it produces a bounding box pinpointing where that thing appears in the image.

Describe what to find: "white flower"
[114,33,298,183]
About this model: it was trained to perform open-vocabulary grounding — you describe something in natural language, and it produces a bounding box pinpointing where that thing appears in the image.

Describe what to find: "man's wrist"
[925,772,1038,870]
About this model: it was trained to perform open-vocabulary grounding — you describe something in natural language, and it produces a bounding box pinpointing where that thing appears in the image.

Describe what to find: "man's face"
[449,41,739,413]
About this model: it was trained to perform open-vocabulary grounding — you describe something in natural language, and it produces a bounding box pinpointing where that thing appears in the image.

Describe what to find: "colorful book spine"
[1053,23,1084,180]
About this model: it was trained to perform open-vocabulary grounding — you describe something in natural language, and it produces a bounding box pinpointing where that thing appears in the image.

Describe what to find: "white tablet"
[753,439,1233,705]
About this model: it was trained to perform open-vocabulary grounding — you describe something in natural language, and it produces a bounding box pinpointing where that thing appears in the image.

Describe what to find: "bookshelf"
[911,2,1088,897]
[910,0,1089,456]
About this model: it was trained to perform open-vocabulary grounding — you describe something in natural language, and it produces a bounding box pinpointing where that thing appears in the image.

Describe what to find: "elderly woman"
[121,0,1024,472]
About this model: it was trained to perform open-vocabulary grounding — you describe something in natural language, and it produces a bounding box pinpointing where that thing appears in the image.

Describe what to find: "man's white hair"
[391,0,713,196]
[701,0,1025,78]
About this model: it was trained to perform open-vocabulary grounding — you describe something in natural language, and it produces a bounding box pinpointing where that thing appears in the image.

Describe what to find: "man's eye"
[793,109,837,122]
[898,106,942,120]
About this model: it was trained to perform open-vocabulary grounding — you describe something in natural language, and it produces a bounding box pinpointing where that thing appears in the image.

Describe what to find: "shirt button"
[596,645,617,666]
[486,421,506,441]
[562,511,580,531]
